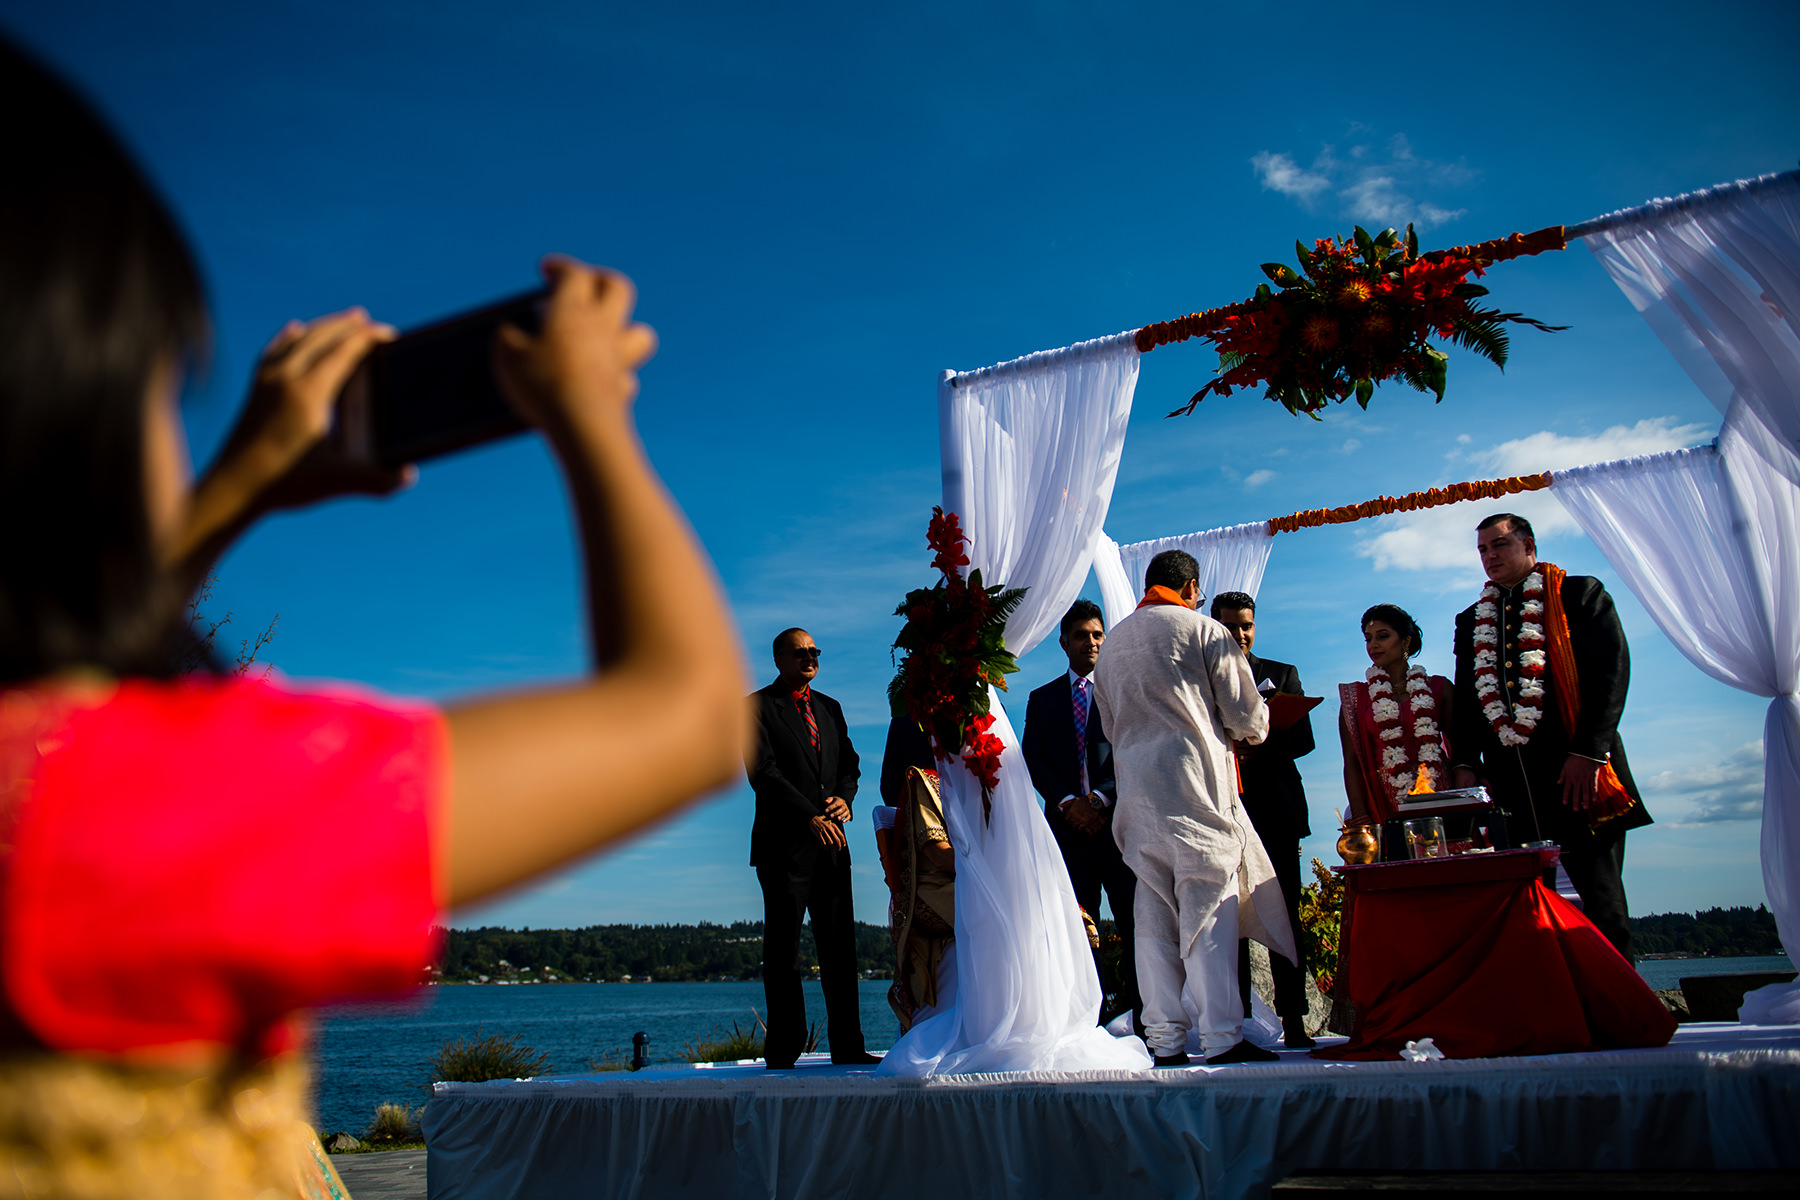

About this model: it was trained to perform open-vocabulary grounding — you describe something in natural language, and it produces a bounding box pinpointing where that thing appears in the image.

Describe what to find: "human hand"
[810,814,847,849]
[1451,766,1480,790]
[1559,756,1602,810]
[824,796,851,822]
[1064,798,1103,836]
[491,258,658,442]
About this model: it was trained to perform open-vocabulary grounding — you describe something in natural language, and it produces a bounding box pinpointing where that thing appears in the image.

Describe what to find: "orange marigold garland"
[888,508,1025,823]
[1140,224,1569,419]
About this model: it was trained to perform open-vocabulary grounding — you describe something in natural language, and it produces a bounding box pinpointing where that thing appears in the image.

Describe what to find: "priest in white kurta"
[1094,553,1298,1064]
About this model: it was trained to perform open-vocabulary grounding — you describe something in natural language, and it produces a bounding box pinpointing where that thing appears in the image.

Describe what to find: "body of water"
[312,954,1795,1136]
[312,980,897,1135]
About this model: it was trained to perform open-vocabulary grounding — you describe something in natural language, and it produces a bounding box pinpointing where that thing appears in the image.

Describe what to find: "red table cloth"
[1313,848,1676,1060]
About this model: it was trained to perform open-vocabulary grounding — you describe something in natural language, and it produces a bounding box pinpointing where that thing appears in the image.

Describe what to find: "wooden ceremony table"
[1314,848,1677,1060]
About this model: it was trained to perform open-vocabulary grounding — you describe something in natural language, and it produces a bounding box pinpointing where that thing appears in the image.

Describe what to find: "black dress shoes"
[1205,1040,1281,1065]
[1282,1017,1316,1049]
[1152,1051,1190,1067]
[764,1060,797,1070]
[831,1051,881,1066]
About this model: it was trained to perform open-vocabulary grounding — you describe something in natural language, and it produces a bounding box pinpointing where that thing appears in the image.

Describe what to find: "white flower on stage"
[1484,701,1509,723]
[1519,650,1547,669]
[1514,706,1542,727]
[1519,622,1545,641]
[1474,649,1497,669]
[1389,772,1412,794]
[1521,600,1544,618]
[1382,746,1409,769]
[1418,743,1441,762]
[1371,698,1401,722]
[1411,692,1435,711]
[1476,602,1498,620]
[1413,717,1438,738]
[1499,726,1531,746]
[1380,725,1404,741]
[1473,626,1499,646]
[1519,680,1546,700]
[1400,1037,1445,1062]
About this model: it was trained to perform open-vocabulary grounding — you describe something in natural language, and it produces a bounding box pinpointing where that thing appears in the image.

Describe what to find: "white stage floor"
[422,1023,1800,1200]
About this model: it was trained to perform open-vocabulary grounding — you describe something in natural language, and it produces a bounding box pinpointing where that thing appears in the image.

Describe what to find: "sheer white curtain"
[1096,522,1276,629]
[1581,170,1800,475]
[882,333,1151,1076]
[1550,405,1800,1023]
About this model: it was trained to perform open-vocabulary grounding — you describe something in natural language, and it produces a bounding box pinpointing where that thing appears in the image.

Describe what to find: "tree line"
[1629,906,1785,958]
[437,905,1786,984]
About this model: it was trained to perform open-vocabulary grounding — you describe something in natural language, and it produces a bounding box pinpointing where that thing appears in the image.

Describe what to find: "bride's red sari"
[1338,673,1451,826]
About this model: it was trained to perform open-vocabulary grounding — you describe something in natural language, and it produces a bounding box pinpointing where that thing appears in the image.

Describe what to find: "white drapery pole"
[1551,411,1800,1024]
[882,332,1151,1076]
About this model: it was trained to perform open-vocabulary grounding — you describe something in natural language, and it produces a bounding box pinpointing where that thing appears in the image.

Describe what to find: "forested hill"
[439,906,1786,983]
[440,922,893,983]
[1629,906,1785,958]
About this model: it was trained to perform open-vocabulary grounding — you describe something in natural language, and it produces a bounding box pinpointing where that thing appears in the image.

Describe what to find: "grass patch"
[363,1102,423,1146]
[682,1010,821,1063]
[424,1029,553,1092]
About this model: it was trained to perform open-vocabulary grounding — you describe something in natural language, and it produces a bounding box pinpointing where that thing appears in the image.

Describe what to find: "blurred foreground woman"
[0,36,748,1198]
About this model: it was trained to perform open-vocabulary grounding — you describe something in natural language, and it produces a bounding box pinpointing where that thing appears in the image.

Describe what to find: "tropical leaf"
[1447,315,1510,368]
[1354,376,1374,408]
[1261,262,1301,288]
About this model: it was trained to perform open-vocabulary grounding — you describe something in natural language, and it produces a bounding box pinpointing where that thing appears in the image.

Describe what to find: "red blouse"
[0,677,447,1057]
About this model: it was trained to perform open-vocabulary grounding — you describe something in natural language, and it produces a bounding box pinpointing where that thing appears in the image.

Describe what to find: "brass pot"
[1337,823,1379,865]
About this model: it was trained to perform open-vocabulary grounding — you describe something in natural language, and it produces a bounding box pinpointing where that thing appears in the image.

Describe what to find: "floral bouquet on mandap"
[887,508,1025,822]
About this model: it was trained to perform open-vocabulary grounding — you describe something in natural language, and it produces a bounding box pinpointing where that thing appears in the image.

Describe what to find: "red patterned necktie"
[794,688,818,751]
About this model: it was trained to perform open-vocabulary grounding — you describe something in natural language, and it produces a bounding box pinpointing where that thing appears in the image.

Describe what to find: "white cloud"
[1644,740,1764,824]
[1250,151,1330,202]
[1340,438,1362,454]
[1243,469,1276,491]
[1354,418,1712,576]
[1249,131,1473,231]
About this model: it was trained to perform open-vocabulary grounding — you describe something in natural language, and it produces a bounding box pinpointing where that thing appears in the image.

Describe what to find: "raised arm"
[441,260,750,904]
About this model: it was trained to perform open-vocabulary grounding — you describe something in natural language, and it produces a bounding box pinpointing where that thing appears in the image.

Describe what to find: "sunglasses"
[785,647,823,660]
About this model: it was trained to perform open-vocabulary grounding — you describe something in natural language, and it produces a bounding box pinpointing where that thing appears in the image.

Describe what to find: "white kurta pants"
[1131,833,1243,1056]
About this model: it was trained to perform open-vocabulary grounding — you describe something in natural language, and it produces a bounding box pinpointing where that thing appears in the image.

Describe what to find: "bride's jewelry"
[1472,571,1547,747]
[1365,662,1443,807]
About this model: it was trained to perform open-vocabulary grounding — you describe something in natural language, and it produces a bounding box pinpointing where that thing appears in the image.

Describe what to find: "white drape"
[1095,522,1276,629]
[1550,405,1800,1023]
[1575,171,1800,1023]
[938,333,1140,656]
[882,333,1149,1076]
[1582,170,1800,477]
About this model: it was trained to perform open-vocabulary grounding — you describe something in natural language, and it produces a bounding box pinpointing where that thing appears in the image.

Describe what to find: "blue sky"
[9,1,1795,930]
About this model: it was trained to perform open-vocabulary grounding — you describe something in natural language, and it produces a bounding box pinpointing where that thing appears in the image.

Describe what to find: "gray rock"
[327,1132,364,1153]
[1655,987,1691,1021]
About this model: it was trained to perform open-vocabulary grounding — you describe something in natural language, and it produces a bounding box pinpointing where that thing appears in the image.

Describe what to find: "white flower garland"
[1473,570,1547,747]
[1365,662,1443,807]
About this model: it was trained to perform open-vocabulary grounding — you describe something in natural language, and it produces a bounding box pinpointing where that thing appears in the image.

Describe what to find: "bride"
[876,700,1153,1076]
[1339,604,1454,828]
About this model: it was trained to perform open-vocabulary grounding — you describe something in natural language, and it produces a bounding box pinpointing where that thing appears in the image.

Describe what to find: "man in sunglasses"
[746,628,879,1069]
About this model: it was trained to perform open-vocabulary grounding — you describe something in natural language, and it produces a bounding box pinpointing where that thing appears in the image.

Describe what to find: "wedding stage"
[420,1022,1800,1200]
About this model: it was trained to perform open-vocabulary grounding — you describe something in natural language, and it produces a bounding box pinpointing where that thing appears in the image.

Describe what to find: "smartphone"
[336,289,546,467]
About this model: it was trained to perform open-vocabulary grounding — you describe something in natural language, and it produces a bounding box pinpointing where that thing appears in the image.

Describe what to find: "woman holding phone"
[0,36,748,1197]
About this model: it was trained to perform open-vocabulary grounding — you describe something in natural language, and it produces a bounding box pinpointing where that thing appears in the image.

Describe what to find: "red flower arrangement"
[1139,224,1568,418]
[888,508,1026,822]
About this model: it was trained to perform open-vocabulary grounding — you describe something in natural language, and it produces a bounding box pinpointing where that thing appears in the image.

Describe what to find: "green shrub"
[425,1029,553,1092]
[363,1103,423,1145]
[682,1010,821,1063]
[587,1050,630,1073]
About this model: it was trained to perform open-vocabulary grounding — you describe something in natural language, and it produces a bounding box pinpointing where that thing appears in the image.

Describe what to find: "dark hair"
[772,627,809,655]
[1144,550,1199,594]
[1059,599,1103,639]
[1209,591,1255,619]
[0,37,209,682]
[1477,512,1535,543]
[1361,604,1422,657]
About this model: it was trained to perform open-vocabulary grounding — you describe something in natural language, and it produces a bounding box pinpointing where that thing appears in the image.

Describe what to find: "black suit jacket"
[1238,653,1314,844]
[1022,673,1121,872]
[746,682,860,873]
[1451,574,1650,844]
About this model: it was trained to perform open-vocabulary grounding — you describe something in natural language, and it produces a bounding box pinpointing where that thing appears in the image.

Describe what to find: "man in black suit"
[1022,599,1141,1029]
[1450,514,1652,959]
[1211,591,1316,1049]
[746,627,879,1068]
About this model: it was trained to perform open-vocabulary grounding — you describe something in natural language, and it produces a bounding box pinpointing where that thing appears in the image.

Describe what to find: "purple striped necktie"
[1072,676,1090,796]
